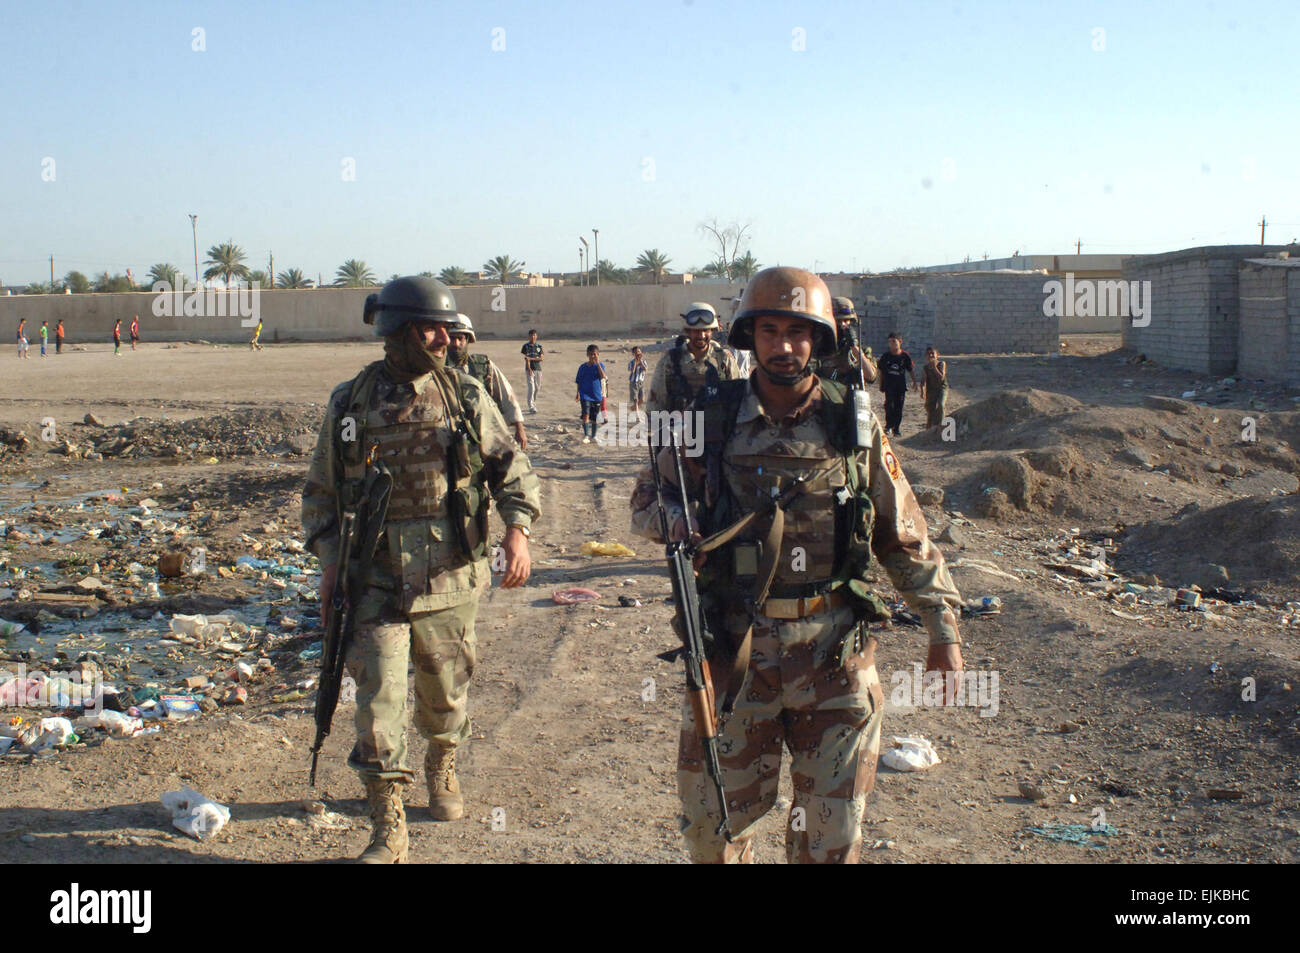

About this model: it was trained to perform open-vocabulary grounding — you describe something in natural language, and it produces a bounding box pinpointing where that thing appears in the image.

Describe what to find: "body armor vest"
[337,362,488,557]
[460,352,493,387]
[667,340,723,412]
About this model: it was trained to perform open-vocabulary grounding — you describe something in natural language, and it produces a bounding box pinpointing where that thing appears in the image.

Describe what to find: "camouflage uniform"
[302,362,541,783]
[454,352,524,428]
[819,343,877,386]
[630,377,961,864]
[646,339,743,415]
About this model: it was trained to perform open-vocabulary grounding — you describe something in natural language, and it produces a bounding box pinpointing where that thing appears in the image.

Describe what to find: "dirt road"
[2,335,1297,863]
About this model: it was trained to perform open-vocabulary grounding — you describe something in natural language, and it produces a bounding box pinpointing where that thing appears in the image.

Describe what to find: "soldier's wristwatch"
[509,523,531,538]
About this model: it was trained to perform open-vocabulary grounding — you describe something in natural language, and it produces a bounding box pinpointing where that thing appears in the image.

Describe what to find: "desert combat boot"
[426,745,465,821]
[358,778,408,864]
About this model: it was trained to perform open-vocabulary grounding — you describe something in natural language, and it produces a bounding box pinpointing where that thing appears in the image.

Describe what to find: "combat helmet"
[363,276,458,337]
[832,296,858,321]
[449,312,476,342]
[730,267,837,356]
[680,301,720,330]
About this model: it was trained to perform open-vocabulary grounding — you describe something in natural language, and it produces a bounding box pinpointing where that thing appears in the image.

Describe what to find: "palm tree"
[439,266,470,285]
[246,270,270,288]
[699,259,730,278]
[24,281,53,295]
[335,259,376,287]
[203,241,250,287]
[594,260,631,285]
[731,251,761,280]
[93,272,132,292]
[146,263,180,289]
[276,268,311,289]
[635,249,672,284]
[482,255,524,283]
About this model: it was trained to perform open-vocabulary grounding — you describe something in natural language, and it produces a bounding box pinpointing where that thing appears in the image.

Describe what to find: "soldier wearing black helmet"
[630,266,963,864]
[301,276,541,863]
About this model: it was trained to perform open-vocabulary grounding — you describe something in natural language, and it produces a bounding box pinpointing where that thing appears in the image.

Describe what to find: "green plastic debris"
[1025,822,1117,849]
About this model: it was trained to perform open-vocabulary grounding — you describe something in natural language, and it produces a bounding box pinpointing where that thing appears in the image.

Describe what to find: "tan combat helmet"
[451,312,476,342]
[730,267,837,356]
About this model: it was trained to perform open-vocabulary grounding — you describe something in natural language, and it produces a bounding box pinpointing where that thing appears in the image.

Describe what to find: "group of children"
[14,318,65,358]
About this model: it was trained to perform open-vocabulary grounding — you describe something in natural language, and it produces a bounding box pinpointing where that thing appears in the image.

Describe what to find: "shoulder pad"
[819,377,849,405]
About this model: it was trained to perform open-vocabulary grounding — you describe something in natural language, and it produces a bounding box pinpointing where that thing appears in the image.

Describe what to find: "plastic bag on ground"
[880,735,941,772]
[74,709,144,738]
[161,786,231,840]
[580,541,636,557]
[19,716,78,752]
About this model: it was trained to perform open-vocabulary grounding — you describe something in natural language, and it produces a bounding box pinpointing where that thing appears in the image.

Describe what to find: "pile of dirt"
[80,408,323,460]
[921,389,1300,524]
[1119,494,1300,592]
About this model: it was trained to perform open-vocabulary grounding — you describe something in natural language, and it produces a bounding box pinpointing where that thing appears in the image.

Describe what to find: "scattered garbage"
[617,595,642,608]
[552,587,601,605]
[1175,588,1202,610]
[19,716,78,752]
[963,595,1002,617]
[160,694,201,720]
[580,541,636,557]
[0,619,27,637]
[161,787,231,840]
[880,735,941,772]
[74,709,144,738]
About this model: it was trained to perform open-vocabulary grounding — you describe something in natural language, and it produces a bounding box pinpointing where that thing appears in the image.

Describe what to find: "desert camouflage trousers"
[344,590,479,782]
[678,604,884,864]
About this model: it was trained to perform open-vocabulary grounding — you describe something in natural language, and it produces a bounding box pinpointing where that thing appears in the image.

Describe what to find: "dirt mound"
[81,407,323,460]
[1120,495,1300,591]
[966,447,1097,519]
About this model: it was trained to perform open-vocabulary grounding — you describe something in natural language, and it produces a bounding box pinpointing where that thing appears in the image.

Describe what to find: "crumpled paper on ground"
[161,786,231,840]
[880,735,941,772]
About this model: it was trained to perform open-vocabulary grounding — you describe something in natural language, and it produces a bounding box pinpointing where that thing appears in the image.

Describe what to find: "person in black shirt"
[877,332,916,436]
[520,329,544,413]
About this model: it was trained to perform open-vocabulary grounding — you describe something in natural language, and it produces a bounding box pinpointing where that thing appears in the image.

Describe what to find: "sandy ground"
[1,334,1298,864]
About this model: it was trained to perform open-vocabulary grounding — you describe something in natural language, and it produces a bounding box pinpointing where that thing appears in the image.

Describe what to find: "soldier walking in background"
[646,302,742,415]
[302,276,541,864]
[449,312,528,449]
[631,267,964,864]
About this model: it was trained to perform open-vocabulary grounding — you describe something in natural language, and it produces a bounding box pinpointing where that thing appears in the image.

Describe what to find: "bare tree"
[697,218,753,281]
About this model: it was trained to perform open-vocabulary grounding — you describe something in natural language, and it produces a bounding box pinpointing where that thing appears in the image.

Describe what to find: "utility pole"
[577,248,583,285]
[1075,238,1081,254]
[189,214,199,286]
[592,228,600,286]
[1259,215,1267,245]
[268,251,274,288]
[578,236,589,286]
[49,255,54,288]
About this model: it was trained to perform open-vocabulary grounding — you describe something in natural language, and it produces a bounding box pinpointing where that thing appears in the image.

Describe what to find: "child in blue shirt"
[574,344,607,444]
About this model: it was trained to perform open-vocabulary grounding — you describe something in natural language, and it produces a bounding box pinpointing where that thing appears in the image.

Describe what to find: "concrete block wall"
[1238,263,1289,381]
[852,272,1055,354]
[1123,245,1295,375]
[1291,269,1300,387]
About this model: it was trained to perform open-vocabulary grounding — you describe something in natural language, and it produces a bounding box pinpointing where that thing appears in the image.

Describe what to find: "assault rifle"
[310,447,392,786]
[649,422,733,842]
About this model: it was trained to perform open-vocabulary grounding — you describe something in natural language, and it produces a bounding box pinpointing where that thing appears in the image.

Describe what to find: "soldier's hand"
[513,422,528,450]
[500,526,531,588]
[319,563,338,630]
[925,642,964,705]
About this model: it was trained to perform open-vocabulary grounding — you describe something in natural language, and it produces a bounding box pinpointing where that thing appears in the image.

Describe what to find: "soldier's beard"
[757,354,812,387]
[384,326,446,382]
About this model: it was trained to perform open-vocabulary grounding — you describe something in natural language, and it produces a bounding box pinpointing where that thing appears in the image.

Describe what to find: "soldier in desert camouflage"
[302,276,541,864]
[630,266,964,864]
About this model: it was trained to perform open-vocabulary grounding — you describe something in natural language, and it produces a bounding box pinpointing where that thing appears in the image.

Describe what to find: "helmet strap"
[757,359,813,388]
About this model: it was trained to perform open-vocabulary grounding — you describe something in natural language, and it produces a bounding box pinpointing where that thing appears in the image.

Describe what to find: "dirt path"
[2,335,1297,863]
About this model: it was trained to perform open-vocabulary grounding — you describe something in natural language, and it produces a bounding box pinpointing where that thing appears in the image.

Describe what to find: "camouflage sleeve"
[470,377,541,529]
[646,352,671,415]
[718,345,742,380]
[301,384,347,567]
[863,414,962,646]
[486,359,523,426]
[859,349,878,384]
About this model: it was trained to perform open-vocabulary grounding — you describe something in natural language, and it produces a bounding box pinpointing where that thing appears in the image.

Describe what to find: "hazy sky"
[4,0,1298,285]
